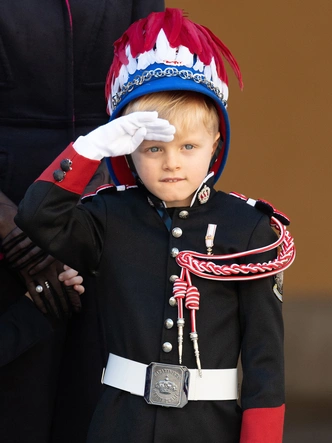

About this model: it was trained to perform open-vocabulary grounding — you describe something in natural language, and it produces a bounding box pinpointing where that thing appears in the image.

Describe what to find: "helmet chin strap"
[209,137,223,171]
[125,154,137,177]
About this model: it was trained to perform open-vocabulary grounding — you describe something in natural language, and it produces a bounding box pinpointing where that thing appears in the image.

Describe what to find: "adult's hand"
[0,190,18,239]
[2,227,82,318]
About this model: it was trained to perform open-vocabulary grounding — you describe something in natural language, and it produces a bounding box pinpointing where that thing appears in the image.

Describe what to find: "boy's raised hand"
[73,111,175,160]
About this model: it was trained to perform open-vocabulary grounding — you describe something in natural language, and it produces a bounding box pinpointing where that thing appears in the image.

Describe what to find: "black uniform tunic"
[15,144,285,443]
[0,1,164,442]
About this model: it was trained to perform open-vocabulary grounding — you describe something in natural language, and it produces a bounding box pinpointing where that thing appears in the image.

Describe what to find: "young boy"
[15,8,295,443]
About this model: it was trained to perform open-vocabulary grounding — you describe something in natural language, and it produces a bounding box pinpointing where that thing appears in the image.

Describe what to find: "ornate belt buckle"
[144,362,190,408]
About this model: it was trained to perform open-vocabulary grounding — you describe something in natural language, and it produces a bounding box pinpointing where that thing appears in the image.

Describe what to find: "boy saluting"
[16,8,295,443]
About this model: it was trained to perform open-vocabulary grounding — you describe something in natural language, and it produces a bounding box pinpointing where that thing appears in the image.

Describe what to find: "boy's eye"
[184,144,194,150]
[148,146,160,153]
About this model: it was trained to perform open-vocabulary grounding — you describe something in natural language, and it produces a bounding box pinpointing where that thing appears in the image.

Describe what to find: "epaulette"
[81,184,137,203]
[229,192,290,226]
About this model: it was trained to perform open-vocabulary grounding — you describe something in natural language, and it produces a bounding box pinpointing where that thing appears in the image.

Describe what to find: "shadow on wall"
[283,298,332,443]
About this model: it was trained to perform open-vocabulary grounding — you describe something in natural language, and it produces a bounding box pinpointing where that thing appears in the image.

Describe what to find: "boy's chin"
[162,195,194,208]
[146,186,195,207]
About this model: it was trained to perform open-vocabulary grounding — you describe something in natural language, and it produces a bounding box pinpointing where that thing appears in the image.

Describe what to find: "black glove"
[2,227,82,319]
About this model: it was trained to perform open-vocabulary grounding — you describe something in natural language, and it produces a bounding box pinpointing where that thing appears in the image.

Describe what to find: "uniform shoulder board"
[81,184,137,202]
[229,191,290,226]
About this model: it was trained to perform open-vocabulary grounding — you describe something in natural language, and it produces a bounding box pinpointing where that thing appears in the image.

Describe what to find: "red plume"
[163,8,184,46]
[106,8,243,105]
[199,25,243,90]
[125,18,147,57]
[142,12,166,51]
[178,17,203,55]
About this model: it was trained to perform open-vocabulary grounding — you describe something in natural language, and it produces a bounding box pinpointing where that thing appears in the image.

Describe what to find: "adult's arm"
[0,190,18,239]
[0,265,84,367]
[1,188,83,317]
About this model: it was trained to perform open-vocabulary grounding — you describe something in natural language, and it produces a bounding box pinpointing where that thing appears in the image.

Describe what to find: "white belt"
[102,353,238,403]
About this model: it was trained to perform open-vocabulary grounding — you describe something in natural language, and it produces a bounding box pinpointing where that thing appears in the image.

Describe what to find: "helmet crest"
[105,8,243,185]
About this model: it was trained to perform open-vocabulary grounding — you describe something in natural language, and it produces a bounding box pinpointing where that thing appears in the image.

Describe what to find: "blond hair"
[122,91,220,136]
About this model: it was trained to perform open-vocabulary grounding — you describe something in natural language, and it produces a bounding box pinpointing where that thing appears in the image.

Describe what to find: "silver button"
[171,247,179,258]
[162,342,172,353]
[172,227,182,238]
[179,210,189,219]
[164,318,174,329]
[169,297,177,307]
[169,274,179,283]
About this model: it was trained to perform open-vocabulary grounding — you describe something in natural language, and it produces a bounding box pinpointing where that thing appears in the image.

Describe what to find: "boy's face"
[131,120,219,207]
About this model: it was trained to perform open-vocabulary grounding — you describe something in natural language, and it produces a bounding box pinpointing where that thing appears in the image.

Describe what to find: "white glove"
[73,111,175,160]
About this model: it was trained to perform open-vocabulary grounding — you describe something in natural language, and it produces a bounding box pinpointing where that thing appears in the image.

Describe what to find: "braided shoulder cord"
[173,202,295,372]
[175,216,296,281]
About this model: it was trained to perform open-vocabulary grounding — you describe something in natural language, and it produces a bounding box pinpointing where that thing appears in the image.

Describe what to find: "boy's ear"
[211,132,221,156]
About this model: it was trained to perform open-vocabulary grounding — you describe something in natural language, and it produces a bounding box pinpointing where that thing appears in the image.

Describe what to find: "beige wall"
[166,0,332,299]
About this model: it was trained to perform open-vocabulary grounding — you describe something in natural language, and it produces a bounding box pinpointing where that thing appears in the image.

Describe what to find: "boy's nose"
[163,151,181,171]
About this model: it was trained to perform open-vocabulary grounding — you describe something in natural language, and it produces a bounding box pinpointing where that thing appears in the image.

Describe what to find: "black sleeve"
[15,181,107,275]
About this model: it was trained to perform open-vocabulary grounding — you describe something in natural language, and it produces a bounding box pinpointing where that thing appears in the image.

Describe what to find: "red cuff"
[37,143,101,195]
[240,404,285,443]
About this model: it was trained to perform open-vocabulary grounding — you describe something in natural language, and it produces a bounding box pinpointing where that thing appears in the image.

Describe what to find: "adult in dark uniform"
[15,8,295,443]
[0,1,165,442]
